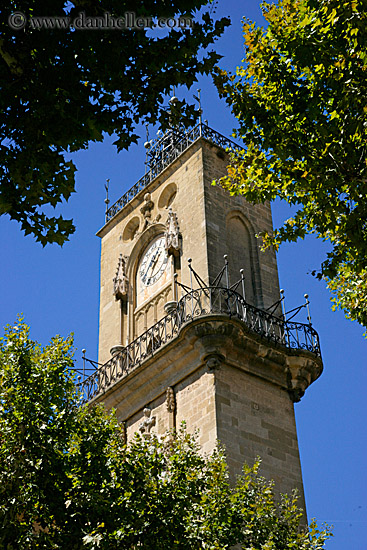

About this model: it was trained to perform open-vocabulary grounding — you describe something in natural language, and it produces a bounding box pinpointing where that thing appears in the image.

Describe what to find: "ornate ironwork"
[78,287,321,404]
[105,123,239,222]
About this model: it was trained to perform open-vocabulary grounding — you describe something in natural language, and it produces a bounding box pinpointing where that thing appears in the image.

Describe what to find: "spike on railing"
[174,272,178,302]
[304,294,312,325]
[280,289,286,321]
[224,255,229,288]
[82,348,86,382]
[240,269,246,301]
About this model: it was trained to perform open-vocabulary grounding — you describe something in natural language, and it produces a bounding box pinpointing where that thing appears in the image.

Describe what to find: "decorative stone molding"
[285,355,323,402]
[88,314,322,413]
[164,207,181,256]
[140,192,154,230]
[166,386,176,413]
[194,321,235,339]
[140,192,154,217]
[139,407,156,438]
[164,301,177,314]
[205,354,224,371]
[110,344,124,356]
[113,254,129,301]
[166,386,176,432]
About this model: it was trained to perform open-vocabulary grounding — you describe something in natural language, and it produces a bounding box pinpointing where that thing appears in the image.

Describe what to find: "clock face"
[139,236,168,287]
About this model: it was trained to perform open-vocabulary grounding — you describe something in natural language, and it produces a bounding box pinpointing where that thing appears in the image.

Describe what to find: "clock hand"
[149,250,162,275]
[145,250,159,274]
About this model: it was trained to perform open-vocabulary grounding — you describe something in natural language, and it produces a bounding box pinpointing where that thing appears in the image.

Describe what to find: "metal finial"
[188,258,194,310]
[304,294,312,325]
[280,289,286,321]
[104,179,110,204]
[82,349,86,382]
[169,95,178,105]
[104,179,110,221]
[169,85,178,105]
[240,269,246,300]
[194,88,202,127]
[144,125,150,174]
[174,272,178,301]
[144,123,150,149]
[224,255,229,288]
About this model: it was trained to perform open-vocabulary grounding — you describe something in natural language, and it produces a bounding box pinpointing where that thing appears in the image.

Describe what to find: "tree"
[0,320,331,549]
[0,1,229,245]
[213,0,367,332]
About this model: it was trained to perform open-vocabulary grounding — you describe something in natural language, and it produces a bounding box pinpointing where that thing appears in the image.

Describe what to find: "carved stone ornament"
[140,192,154,230]
[205,353,224,371]
[139,407,156,439]
[113,254,129,301]
[164,207,181,256]
[285,356,322,403]
[166,386,176,413]
[140,192,154,217]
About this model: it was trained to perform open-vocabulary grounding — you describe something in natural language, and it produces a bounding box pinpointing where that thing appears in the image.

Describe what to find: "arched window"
[225,213,261,306]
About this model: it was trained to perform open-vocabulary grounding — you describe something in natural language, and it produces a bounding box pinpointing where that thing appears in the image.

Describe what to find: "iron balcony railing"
[105,123,239,222]
[78,287,321,403]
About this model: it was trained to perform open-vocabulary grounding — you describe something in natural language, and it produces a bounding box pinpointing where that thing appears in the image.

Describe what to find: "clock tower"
[82,121,323,508]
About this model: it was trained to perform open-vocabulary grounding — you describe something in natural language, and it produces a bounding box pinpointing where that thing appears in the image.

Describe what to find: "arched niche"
[158,182,177,210]
[225,211,261,306]
[122,216,140,242]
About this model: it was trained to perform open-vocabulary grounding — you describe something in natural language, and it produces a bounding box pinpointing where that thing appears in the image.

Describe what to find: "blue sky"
[1,1,366,548]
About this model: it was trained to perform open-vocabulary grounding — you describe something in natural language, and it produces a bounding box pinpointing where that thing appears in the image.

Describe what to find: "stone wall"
[94,316,321,507]
[215,364,305,508]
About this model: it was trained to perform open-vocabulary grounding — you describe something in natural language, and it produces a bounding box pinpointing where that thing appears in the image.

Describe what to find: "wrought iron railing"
[105,123,239,222]
[78,287,321,403]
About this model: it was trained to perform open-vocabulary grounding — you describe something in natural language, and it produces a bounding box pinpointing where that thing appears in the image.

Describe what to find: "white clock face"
[139,236,168,287]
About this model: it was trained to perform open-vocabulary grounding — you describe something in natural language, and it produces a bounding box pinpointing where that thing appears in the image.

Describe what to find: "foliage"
[0,0,229,245]
[0,320,331,549]
[213,0,367,331]
[326,261,367,333]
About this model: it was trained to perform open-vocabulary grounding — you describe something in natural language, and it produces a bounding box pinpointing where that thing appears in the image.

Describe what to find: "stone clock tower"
[82,122,323,507]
